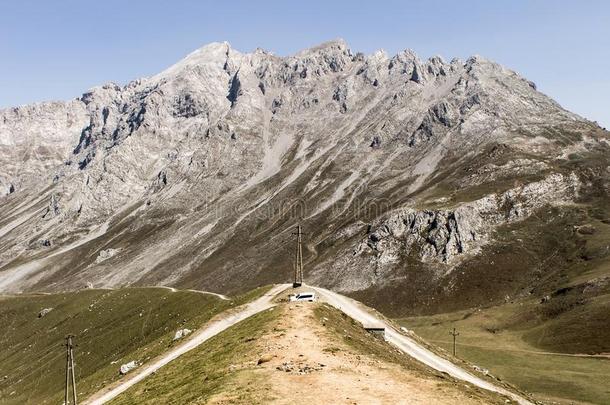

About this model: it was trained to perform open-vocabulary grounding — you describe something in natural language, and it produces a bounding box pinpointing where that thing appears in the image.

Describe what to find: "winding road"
[84,283,532,404]
[309,285,533,405]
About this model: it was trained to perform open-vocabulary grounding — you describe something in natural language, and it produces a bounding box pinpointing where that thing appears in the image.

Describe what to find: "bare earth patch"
[207,302,498,404]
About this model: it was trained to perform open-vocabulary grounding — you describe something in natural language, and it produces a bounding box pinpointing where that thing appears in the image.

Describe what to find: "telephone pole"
[292,224,304,288]
[449,327,459,357]
[64,335,78,405]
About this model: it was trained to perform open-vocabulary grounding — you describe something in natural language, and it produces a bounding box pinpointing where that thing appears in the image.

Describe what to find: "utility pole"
[292,224,304,288]
[64,335,78,405]
[449,327,459,357]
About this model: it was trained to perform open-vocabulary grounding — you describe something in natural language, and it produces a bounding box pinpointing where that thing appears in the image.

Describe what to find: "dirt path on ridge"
[207,302,501,404]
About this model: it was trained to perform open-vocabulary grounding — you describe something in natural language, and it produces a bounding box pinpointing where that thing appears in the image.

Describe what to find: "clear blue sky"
[1,0,609,127]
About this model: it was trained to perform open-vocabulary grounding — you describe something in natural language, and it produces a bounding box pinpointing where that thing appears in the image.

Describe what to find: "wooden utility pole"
[64,335,78,405]
[449,327,459,357]
[292,225,304,288]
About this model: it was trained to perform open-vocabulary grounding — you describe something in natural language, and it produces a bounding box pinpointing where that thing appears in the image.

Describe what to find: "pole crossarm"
[449,327,460,357]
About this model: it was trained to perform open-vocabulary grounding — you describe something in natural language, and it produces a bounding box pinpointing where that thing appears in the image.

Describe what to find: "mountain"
[1,39,608,317]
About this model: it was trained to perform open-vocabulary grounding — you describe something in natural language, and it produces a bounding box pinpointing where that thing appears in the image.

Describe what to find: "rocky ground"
[246,302,505,404]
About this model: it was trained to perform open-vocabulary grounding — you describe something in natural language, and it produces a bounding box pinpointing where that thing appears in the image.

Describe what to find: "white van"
[289,292,317,302]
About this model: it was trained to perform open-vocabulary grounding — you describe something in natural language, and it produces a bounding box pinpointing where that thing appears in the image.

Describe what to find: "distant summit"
[0,41,607,320]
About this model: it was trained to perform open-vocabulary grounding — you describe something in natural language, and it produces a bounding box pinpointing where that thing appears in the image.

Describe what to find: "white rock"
[173,328,192,341]
[119,361,138,375]
[38,308,53,318]
[95,248,121,264]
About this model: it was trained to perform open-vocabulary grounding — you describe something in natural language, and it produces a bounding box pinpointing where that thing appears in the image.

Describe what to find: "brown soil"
[207,302,500,404]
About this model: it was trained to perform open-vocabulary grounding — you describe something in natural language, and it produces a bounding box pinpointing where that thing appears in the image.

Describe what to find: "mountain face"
[1,40,608,315]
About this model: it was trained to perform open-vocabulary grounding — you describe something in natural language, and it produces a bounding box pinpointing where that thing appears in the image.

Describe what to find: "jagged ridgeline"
[0,40,608,315]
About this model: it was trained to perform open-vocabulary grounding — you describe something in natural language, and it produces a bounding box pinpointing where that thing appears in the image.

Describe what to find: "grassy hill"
[396,201,610,404]
[394,180,610,404]
[110,300,508,404]
[0,286,267,404]
[399,297,610,404]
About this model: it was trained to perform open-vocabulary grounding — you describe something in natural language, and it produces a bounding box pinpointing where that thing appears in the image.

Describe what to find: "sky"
[1,0,609,127]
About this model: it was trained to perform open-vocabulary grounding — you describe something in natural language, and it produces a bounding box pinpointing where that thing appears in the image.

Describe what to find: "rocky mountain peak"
[0,40,607,308]
[149,41,243,86]
[297,38,349,54]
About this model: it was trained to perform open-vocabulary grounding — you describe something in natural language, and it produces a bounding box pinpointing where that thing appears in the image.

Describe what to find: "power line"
[291,224,305,288]
[64,335,78,405]
[449,327,459,357]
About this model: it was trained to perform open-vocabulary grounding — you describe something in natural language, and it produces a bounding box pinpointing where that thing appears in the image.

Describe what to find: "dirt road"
[235,301,498,404]
[309,285,534,405]
[84,284,290,405]
[85,283,532,404]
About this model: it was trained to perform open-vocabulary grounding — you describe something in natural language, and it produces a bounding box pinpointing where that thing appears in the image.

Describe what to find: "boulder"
[173,328,192,341]
[119,361,138,375]
[38,308,53,318]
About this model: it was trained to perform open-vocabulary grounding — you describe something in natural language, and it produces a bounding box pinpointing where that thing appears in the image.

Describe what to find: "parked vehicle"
[289,292,317,302]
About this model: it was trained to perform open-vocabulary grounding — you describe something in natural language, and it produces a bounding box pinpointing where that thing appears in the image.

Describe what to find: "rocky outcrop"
[360,210,475,264]
[173,328,192,341]
[95,248,120,264]
[37,308,53,318]
[43,194,61,219]
[0,101,88,195]
[119,361,138,375]
[1,182,15,197]
[358,173,580,265]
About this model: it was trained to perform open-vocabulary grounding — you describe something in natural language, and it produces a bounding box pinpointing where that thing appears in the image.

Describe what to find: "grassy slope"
[352,203,610,318]
[0,286,269,405]
[312,303,509,404]
[111,301,508,405]
[394,195,610,404]
[109,305,279,405]
[399,301,610,405]
[392,147,610,404]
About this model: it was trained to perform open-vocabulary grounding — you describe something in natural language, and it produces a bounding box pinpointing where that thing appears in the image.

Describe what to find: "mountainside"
[1,39,609,316]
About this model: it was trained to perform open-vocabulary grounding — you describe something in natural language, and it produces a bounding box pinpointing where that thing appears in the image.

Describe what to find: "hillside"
[0,286,266,404]
[1,285,530,404]
[400,298,610,404]
[106,298,509,404]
